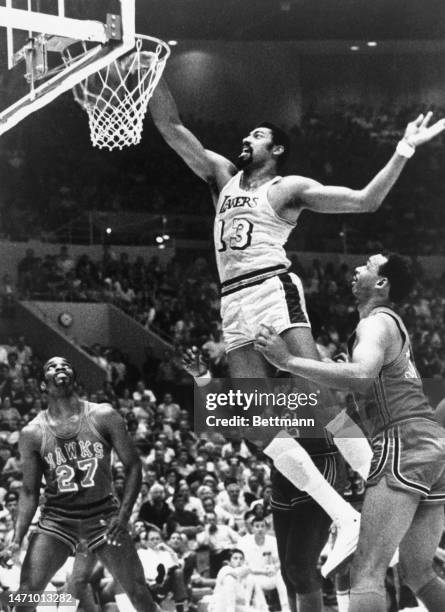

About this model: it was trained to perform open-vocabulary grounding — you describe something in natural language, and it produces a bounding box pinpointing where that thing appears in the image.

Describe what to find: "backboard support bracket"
[0,0,136,136]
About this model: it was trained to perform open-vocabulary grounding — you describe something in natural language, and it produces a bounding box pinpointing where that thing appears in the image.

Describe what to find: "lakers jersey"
[35,402,114,514]
[214,172,298,289]
[348,306,434,436]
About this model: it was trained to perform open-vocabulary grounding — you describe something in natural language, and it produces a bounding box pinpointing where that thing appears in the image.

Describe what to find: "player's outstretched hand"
[102,516,128,547]
[403,112,445,147]
[181,346,209,378]
[0,542,20,567]
[254,324,291,370]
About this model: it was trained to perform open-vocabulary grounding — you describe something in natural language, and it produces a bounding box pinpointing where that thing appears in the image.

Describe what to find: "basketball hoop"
[72,35,170,150]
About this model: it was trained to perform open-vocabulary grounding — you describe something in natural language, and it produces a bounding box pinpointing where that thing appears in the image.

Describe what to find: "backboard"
[0,0,136,135]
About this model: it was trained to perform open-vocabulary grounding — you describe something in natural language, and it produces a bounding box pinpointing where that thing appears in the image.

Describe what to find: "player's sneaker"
[321,515,360,578]
[321,515,399,578]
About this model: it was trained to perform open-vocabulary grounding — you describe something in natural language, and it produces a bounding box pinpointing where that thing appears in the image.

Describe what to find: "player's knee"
[350,562,384,590]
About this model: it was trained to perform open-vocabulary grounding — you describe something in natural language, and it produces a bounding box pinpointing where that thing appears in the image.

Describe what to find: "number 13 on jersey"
[217,218,253,251]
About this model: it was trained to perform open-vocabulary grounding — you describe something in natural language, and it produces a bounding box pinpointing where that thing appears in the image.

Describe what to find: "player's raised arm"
[149,78,236,192]
[254,315,390,392]
[288,111,445,214]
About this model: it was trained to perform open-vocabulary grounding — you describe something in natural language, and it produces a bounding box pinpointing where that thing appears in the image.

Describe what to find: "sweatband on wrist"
[396,139,415,158]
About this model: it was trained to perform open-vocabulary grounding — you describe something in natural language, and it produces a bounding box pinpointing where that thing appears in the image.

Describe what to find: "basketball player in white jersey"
[0,357,159,612]
[255,253,445,612]
[148,77,444,611]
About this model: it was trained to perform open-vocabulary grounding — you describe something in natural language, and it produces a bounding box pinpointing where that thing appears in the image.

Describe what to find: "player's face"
[352,254,388,299]
[43,357,75,389]
[238,127,275,168]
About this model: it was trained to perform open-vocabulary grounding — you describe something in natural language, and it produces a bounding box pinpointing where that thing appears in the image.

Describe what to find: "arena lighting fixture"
[106,227,112,234]
[367,41,378,47]
[155,236,163,244]
[163,234,170,240]
[168,40,178,46]
[350,45,360,51]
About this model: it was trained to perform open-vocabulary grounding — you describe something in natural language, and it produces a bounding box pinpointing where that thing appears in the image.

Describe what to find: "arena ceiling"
[138,0,445,42]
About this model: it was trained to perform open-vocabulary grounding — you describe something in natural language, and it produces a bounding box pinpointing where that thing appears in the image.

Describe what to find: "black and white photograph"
[0,1,445,611]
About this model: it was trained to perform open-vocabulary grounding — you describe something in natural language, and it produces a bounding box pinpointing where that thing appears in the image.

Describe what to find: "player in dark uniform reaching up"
[255,253,445,612]
[0,356,158,612]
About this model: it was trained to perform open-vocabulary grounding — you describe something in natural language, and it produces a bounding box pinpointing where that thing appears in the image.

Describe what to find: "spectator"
[157,392,181,424]
[7,354,22,382]
[196,511,239,578]
[165,493,202,539]
[208,548,268,612]
[238,517,290,612]
[138,483,171,532]
[137,528,190,612]
[216,480,249,534]
[133,380,157,407]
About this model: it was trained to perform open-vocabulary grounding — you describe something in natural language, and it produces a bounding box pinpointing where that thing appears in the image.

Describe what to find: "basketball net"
[72,36,170,150]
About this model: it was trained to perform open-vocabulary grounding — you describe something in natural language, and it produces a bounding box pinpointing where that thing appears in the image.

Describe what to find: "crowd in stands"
[1,101,444,253]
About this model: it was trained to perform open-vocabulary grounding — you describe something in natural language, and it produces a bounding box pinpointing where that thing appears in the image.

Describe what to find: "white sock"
[326,409,372,479]
[115,592,137,612]
[264,431,358,524]
[336,590,350,612]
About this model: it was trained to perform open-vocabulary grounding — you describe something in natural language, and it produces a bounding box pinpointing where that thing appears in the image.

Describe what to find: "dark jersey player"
[255,253,445,612]
[0,356,158,612]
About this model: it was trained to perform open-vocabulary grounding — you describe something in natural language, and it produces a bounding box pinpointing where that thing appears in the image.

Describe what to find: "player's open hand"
[102,516,128,547]
[403,112,445,147]
[181,346,209,378]
[254,325,291,370]
[0,542,20,567]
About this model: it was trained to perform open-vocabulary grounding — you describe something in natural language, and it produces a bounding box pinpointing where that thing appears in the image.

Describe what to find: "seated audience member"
[138,483,171,531]
[216,480,249,534]
[165,493,203,540]
[239,517,290,612]
[157,392,181,424]
[138,528,190,612]
[208,548,268,612]
[175,483,205,522]
[133,380,157,407]
[196,511,239,578]
[201,495,235,528]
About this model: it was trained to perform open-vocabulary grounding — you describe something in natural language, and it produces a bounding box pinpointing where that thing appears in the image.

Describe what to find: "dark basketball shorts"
[220,272,311,353]
[36,497,120,554]
[367,418,445,504]
[271,451,346,511]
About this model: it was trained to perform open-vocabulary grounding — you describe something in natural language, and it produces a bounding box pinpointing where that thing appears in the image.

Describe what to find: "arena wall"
[166,41,445,125]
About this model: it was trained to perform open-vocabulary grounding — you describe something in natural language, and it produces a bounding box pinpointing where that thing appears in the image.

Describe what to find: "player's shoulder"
[19,418,43,448]
[356,312,394,342]
[85,401,121,422]
[269,174,315,200]
[275,174,313,189]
